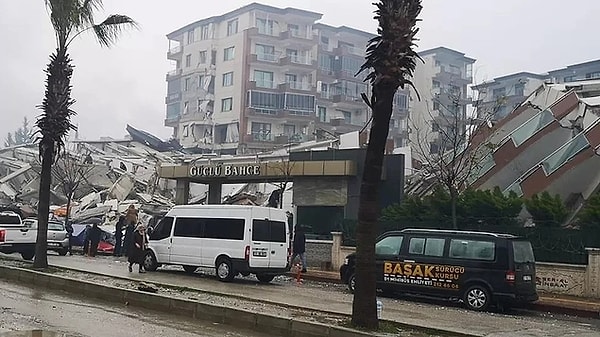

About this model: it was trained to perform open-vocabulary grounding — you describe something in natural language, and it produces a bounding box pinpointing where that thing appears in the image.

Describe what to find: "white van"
[144,205,290,283]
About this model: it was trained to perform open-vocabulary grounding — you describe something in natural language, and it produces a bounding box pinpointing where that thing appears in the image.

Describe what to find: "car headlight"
[344,258,349,265]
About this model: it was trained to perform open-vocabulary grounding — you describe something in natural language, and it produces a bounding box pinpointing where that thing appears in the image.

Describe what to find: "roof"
[417,46,476,63]
[167,2,323,39]
[387,228,518,239]
[313,23,375,39]
[548,58,600,75]
[472,72,547,89]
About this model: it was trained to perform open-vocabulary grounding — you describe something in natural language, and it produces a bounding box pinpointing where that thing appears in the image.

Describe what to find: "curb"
[0,265,373,337]
[0,263,477,337]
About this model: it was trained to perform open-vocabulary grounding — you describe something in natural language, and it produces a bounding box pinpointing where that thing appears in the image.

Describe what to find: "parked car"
[23,218,69,256]
[0,211,35,260]
[145,205,290,283]
[340,228,538,311]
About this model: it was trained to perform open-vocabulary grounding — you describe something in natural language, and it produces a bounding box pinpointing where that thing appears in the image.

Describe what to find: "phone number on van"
[383,262,465,289]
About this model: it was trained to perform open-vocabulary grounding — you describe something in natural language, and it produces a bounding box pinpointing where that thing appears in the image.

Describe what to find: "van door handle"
[254,242,261,245]
[404,260,415,263]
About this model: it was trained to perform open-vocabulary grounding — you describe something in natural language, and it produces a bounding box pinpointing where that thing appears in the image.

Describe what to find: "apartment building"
[409,47,476,159]
[472,59,600,122]
[164,3,411,154]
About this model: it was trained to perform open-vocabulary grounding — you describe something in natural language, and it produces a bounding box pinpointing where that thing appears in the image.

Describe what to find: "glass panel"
[424,238,445,257]
[375,236,403,255]
[408,238,425,255]
[512,241,535,263]
[541,133,589,175]
[449,239,495,261]
[503,181,523,197]
[511,110,554,146]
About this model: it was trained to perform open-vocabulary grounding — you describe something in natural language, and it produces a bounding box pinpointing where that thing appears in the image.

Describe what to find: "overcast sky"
[1,0,599,142]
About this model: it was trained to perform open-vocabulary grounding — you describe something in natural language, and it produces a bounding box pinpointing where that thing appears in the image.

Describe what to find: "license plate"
[523,275,532,281]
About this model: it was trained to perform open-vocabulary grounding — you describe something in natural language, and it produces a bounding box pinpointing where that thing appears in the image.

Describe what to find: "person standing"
[65,220,74,256]
[82,225,91,256]
[123,220,135,257]
[128,224,147,273]
[291,226,307,273]
[89,223,102,257]
[125,205,139,227]
[113,215,125,257]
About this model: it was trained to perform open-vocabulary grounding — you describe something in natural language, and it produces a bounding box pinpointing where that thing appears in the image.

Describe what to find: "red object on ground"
[97,241,114,254]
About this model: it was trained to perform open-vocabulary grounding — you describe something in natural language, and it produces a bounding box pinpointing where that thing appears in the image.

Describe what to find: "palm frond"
[357,0,423,93]
[78,0,104,27]
[93,14,139,47]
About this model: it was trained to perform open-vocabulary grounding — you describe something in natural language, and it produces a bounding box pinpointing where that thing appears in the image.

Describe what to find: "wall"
[305,240,333,269]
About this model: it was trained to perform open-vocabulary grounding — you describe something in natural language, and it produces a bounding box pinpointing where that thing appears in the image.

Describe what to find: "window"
[173,217,202,237]
[394,94,408,110]
[432,80,440,88]
[342,111,352,124]
[564,76,576,82]
[542,132,589,175]
[182,125,189,137]
[320,35,329,45]
[221,97,233,112]
[48,222,64,231]
[204,218,244,240]
[512,241,535,263]
[283,124,296,136]
[197,75,205,89]
[254,70,274,88]
[150,217,173,241]
[376,236,403,255]
[187,29,194,44]
[227,19,238,36]
[285,93,315,113]
[319,54,333,70]
[256,18,276,35]
[433,101,440,110]
[222,72,233,87]
[183,101,189,114]
[493,87,506,98]
[287,23,300,36]
[184,77,191,91]
[185,54,192,67]
[514,83,525,96]
[198,50,207,64]
[256,44,276,62]
[251,122,272,141]
[408,237,445,257]
[247,90,283,110]
[318,106,327,122]
[252,220,286,242]
[511,109,554,146]
[200,24,210,40]
[285,73,297,85]
[409,238,425,254]
[586,72,600,79]
[223,46,235,61]
[449,239,495,261]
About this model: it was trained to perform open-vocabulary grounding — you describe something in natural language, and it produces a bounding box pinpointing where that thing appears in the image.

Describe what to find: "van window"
[48,222,65,231]
[150,217,173,240]
[204,218,244,240]
[409,237,445,257]
[252,220,287,243]
[449,239,495,261]
[376,236,403,255]
[0,213,21,226]
[512,241,535,263]
[173,217,203,238]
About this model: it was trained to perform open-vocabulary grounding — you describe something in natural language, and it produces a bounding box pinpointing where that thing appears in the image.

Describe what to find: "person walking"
[127,224,147,273]
[89,223,102,257]
[65,220,74,256]
[82,225,91,256]
[125,205,139,227]
[291,226,307,273]
[123,220,135,257]
[113,215,125,257]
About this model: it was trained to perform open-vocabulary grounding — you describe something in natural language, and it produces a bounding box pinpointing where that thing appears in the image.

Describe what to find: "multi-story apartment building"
[472,59,600,122]
[409,47,476,158]
[471,72,547,121]
[164,3,411,154]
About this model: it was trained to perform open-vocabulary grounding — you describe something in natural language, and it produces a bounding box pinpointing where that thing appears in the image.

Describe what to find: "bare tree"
[410,84,502,229]
[51,154,94,225]
[266,158,296,208]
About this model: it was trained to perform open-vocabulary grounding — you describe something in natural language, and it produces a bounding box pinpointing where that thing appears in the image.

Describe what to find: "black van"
[340,229,538,311]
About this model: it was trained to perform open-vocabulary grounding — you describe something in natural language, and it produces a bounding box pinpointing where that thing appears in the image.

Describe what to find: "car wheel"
[215,257,235,282]
[183,265,197,274]
[21,250,35,261]
[463,284,491,311]
[58,248,68,256]
[143,251,158,272]
[348,273,356,293]
[256,274,275,283]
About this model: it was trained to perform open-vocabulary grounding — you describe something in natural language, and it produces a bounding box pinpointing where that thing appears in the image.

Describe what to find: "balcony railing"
[286,81,311,91]
[166,68,182,79]
[251,132,273,142]
[342,45,364,56]
[167,45,182,55]
[256,53,279,62]
[288,54,312,65]
[253,80,275,89]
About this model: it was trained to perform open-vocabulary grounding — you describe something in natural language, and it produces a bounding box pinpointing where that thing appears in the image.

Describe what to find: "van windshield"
[512,241,535,263]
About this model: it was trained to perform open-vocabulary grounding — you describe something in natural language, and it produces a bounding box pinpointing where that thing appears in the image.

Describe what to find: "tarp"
[71,224,115,249]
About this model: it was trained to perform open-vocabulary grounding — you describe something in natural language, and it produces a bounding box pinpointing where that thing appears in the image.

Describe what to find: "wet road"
[0,280,272,337]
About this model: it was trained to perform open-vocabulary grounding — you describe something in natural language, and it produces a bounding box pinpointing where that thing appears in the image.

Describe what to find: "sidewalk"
[292,269,600,318]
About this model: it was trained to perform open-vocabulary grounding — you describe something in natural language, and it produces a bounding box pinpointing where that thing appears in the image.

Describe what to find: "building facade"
[164,3,410,154]
[408,47,476,158]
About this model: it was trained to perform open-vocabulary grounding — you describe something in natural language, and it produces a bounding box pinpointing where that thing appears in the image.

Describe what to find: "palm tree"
[352,0,422,329]
[34,0,137,268]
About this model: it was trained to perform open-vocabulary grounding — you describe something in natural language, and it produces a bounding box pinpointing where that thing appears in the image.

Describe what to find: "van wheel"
[21,250,35,261]
[463,285,491,311]
[183,265,197,274]
[143,252,158,272]
[256,274,275,283]
[215,258,235,282]
[348,273,356,293]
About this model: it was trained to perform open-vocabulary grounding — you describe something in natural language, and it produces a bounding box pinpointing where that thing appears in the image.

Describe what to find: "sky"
[1,0,599,142]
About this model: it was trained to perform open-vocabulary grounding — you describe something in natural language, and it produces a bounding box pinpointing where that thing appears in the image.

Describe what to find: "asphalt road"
[0,280,272,337]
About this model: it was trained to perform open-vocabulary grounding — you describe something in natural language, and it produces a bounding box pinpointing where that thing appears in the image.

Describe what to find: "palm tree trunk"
[351,86,396,329]
[33,142,53,268]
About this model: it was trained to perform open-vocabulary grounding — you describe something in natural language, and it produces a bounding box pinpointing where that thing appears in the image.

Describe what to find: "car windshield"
[49,222,65,231]
[512,240,535,263]
[0,214,21,226]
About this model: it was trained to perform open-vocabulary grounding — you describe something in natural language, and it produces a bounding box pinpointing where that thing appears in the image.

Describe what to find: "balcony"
[250,53,281,65]
[334,69,361,81]
[280,54,314,69]
[248,80,277,90]
[166,68,183,80]
[332,94,363,104]
[279,30,318,44]
[245,132,274,143]
[167,45,182,60]
[246,107,280,117]
[247,26,278,38]
[334,45,365,57]
[434,65,472,83]
[278,81,314,92]
[165,92,182,104]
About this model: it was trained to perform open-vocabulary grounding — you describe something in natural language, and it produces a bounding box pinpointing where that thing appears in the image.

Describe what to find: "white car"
[0,211,35,260]
[23,218,70,256]
[144,205,290,283]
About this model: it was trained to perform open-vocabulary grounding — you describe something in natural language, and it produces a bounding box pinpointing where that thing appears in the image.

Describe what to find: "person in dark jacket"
[127,224,147,273]
[88,223,102,257]
[113,216,125,257]
[82,225,91,256]
[123,221,135,256]
[65,221,74,256]
[291,226,307,273]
